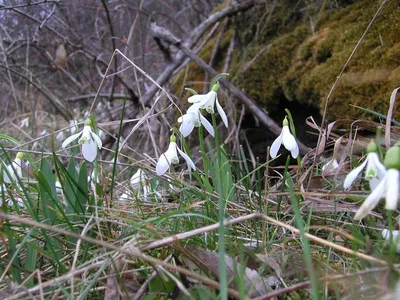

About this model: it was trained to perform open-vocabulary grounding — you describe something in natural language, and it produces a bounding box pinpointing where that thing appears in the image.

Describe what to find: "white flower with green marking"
[178,103,214,137]
[344,141,386,191]
[156,135,196,176]
[354,145,399,220]
[187,82,228,128]
[270,117,299,159]
[62,118,102,162]
[2,152,24,184]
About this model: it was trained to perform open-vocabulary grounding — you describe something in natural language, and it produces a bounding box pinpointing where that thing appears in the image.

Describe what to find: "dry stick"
[150,22,311,155]
[100,0,118,104]
[140,0,255,106]
[142,212,386,265]
[0,212,241,299]
[0,64,72,121]
[308,0,388,190]
[203,19,228,93]
[253,267,389,300]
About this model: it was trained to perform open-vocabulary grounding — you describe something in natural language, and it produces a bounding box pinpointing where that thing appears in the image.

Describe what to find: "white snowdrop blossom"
[354,145,399,220]
[344,141,386,191]
[20,117,29,128]
[178,103,214,137]
[131,169,150,201]
[62,118,102,162]
[270,117,299,159]
[156,135,196,176]
[322,158,339,172]
[2,152,24,184]
[187,83,228,128]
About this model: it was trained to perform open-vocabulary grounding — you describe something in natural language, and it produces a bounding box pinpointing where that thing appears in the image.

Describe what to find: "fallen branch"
[150,22,311,155]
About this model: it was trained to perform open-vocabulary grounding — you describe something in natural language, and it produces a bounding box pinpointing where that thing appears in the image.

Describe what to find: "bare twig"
[150,22,311,155]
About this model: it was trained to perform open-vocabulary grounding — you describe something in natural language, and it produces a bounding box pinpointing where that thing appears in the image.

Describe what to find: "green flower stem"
[287,174,320,299]
[211,112,227,300]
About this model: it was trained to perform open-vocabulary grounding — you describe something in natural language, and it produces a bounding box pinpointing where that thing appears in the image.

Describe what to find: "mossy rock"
[173,0,399,121]
[236,0,400,120]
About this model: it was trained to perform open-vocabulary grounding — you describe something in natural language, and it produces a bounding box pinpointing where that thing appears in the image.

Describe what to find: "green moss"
[236,0,400,120]
[173,0,400,120]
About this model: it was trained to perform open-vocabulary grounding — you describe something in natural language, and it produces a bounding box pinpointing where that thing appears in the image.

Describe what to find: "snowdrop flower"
[344,141,386,190]
[322,158,339,172]
[354,145,399,220]
[20,117,29,128]
[119,191,132,201]
[187,82,228,128]
[56,131,65,141]
[270,117,299,159]
[178,103,214,137]
[156,135,196,176]
[130,168,150,200]
[62,118,102,162]
[2,152,24,184]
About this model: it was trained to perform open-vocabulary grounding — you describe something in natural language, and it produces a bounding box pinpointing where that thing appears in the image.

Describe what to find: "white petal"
[282,126,297,154]
[130,169,142,186]
[177,147,196,171]
[156,154,170,176]
[13,158,22,179]
[90,129,103,149]
[216,99,228,128]
[179,119,195,137]
[366,153,386,180]
[385,169,399,210]
[354,177,386,220]
[3,168,12,183]
[368,177,381,191]
[81,140,98,162]
[270,131,283,158]
[199,114,214,137]
[187,94,207,103]
[119,192,131,201]
[165,142,179,164]
[290,143,299,159]
[343,159,368,189]
[62,131,83,148]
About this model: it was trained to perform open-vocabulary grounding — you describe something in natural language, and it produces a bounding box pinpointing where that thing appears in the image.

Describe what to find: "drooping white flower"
[131,168,150,201]
[156,135,196,176]
[354,145,399,220]
[187,82,228,128]
[62,118,102,162]
[270,117,299,159]
[178,103,214,137]
[344,141,386,191]
[2,152,23,184]
[322,158,339,172]
[20,117,29,128]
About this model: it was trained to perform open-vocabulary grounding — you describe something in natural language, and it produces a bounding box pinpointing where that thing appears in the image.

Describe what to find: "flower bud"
[384,145,400,170]
[84,118,92,126]
[282,116,289,127]
[366,140,379,153]
[211,82,220,93]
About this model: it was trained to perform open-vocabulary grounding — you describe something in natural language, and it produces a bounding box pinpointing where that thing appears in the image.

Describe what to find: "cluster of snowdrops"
[1,81,400,224]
